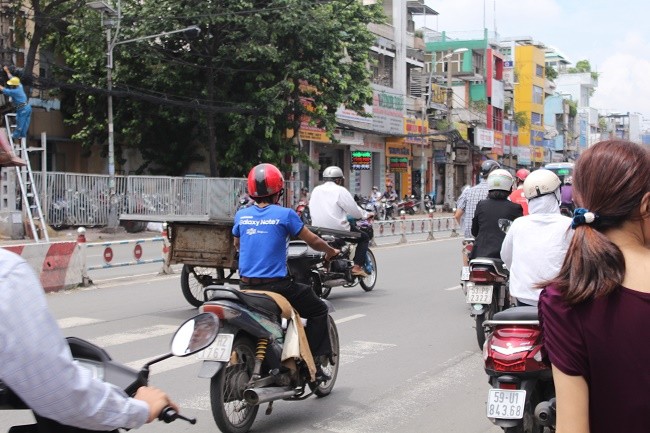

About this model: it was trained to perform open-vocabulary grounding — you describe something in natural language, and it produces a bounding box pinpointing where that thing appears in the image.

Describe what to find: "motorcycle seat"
[492,306,539,321]
[205,285,282,318]
[469,257,509,277]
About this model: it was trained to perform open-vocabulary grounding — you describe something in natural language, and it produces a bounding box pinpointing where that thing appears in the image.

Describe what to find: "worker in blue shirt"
[0,65,32,141]
[233,163,339,381]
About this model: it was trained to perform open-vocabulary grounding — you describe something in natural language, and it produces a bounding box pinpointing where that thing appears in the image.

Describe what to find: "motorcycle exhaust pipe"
[534,398,556,427]
[243,386,298,406]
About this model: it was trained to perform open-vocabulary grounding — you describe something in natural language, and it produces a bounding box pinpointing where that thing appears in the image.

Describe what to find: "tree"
[46,0,385,176]
[568,59,599,81]
[546,65,558,80]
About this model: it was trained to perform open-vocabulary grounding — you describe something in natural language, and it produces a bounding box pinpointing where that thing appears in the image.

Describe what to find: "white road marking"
[445,285,462,291]
[312,350,479,433]
[335,314,365,324]
[339,341,397,365]
[125,354,200,374]
[57,317,103,329]
[92,324,179,347]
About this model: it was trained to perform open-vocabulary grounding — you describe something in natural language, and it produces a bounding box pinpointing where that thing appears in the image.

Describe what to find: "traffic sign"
[134,244,143,261]
[103,247,113,263]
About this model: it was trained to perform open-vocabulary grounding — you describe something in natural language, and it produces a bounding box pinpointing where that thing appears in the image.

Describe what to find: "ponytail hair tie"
[572,208,597,229]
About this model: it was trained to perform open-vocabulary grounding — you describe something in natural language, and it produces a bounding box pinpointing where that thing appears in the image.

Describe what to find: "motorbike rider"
[508,168,530,215]
[455,160,501,264]
[500,169,573,306]
[382,183,398,217]
[560,175,574,213]
[0,153,177,430]
[470,169,523,260]
[233,163,339,380]
[309,166,372,278]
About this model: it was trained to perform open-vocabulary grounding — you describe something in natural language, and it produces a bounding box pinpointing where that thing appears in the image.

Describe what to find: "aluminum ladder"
[4,113,49,242]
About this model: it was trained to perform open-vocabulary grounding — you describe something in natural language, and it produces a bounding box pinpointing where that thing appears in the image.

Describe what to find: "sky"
[418,0,650,130]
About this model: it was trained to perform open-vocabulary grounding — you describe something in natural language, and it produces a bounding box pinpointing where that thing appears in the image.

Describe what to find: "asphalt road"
[1,237,502,433]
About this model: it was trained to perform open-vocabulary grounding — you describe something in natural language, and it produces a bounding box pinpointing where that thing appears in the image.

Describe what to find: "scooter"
[466,257,511,350]
[2,313,219,433]
[295,200,311,225]
[483,307,556,432]
[197,271,341,433]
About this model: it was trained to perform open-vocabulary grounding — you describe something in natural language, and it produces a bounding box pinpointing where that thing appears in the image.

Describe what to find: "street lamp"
[421,47,467,211]
[86,1,199,231]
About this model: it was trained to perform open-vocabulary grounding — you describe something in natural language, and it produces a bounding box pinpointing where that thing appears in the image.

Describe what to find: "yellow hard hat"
[7,77,20,86]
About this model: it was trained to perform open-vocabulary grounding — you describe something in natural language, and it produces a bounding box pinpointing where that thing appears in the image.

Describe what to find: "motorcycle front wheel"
[181,265,226,308]
[310,315,340,397]
[210,336,259,433]
[359,249,377,292]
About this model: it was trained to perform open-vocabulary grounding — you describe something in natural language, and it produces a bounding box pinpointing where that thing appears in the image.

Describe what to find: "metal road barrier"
[371,216,459,245]
[78,227,172,286]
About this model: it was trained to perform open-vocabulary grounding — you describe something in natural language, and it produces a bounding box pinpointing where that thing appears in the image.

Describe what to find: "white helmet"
[323,166,344,180]
[487,169,514,192]
[523,169,561,200]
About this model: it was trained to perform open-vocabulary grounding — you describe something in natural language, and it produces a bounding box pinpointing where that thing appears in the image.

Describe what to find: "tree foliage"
[43,0,385,176]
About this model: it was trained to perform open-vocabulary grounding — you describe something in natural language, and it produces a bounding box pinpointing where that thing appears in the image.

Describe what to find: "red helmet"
[247,163,284,198]
[516,168,530,182]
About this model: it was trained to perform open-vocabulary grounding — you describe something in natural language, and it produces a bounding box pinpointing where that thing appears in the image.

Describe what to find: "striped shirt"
[456,180,489,237]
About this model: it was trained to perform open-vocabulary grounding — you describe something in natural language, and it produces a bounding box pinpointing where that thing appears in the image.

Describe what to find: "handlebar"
[159,406,196,424]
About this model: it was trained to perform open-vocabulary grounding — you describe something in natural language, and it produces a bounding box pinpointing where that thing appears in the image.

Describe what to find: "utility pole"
[444,50,455,209]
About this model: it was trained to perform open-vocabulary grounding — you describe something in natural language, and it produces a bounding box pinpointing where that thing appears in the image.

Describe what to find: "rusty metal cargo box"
[168,221,237,268]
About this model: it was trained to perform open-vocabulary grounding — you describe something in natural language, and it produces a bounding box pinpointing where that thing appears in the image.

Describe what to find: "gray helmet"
[323,166,344,180]
[523,169,561,200]
[480,160,501,177]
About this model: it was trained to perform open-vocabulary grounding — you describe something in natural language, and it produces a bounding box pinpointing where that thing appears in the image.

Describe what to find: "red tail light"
[470,269,503,283]
[200,304,241,320]
[484,325,549,373]
[499,382,518,390]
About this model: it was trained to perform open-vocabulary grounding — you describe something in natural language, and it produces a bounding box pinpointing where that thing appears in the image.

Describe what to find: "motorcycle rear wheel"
[475,300,496,350]
[310,315,340,397]
[181,265,226,308]
[210,336,259,433]
[359,250,377,292]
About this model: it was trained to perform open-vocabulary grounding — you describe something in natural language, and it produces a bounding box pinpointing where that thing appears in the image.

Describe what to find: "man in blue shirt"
[0,66,32,141]
[233,163,339,377]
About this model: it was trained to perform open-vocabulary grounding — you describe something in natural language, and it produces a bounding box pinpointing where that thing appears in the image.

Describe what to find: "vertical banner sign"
[351,150,372,170]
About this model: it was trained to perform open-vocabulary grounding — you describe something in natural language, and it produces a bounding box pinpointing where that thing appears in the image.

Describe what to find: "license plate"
[465,284,493,304]
[460,266,470,281]
[195,333,234,362]
[487,389,526,419]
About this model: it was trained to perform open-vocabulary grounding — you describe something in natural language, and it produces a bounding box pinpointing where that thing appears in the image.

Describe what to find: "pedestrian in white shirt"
[500,169,573,306]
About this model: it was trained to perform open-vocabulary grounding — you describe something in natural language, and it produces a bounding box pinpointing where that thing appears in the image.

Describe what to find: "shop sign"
[299,124,329,142]
[405,118,425,145]
[493,131,504,156]
[351,150,372,170]
[389,157,409,172]
[532,146,545,162]
[475,127,494,149]
[434,149,447,163]
[371,91,405,135]
[386,140,411,157]
[430,84,448,106]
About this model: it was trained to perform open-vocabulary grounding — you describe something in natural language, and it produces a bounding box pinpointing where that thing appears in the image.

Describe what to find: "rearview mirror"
[171,313,219,356]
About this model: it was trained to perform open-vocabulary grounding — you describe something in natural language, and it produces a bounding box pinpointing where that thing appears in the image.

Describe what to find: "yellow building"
[514,44,547,164]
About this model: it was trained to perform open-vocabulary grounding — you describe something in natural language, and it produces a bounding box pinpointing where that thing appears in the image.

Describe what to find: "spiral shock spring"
[256,338,269,361]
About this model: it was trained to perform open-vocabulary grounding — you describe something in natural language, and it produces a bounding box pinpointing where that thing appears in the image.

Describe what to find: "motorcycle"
[466,257,511,349]
[197,274,341,433]
[295,199,312,225]
[483,307,556,433]
[291,223,377,299]
[460,237,475,293]
[396,195,418,215]
[2,313,219,433]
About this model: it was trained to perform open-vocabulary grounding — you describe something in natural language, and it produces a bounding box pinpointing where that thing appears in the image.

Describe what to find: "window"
[531,112,543,126]
[370,52,393,87]
[533,86,543,104]
[535,64,544,77]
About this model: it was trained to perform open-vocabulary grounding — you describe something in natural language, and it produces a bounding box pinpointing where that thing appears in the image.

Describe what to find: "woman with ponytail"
[538,140,650,433]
